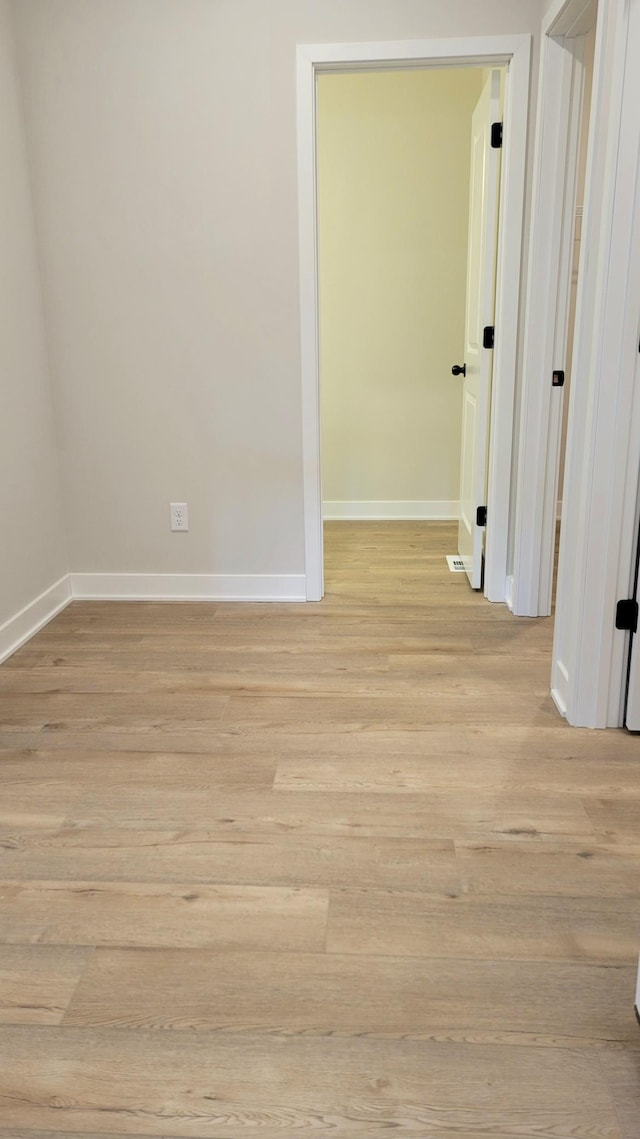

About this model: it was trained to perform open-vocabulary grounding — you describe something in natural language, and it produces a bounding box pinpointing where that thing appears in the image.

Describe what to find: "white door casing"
[511,3,594,619]
[458,71,502,589]
[296,36,531,602]
[551,0,640,726]
[507,0,640,727]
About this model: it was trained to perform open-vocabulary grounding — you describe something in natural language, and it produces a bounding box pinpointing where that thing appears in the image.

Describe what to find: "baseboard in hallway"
[323,500,459,520]
[0,574,71,665]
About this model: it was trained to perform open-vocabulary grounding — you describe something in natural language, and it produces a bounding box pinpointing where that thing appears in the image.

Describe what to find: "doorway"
[512,1,598,622]
[515,0,640,726]
[297,36,531,603]
[316,66,489,584]
[556,23,596,554]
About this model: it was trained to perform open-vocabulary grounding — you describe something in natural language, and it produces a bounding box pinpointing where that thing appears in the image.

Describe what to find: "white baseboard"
[505,574,514,612]
[323,500,459,521]
[551,686,568,718]
[0,572,307,662]
[551,659,569,719]
[70,573,306,602]
[0,575,72,664]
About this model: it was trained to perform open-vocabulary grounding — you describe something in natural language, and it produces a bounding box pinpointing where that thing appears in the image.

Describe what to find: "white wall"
[318,68,483,518]
[11,0,542,588]
[0,0,68,653]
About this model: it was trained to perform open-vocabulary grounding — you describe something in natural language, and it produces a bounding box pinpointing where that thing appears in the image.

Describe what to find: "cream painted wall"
[0,1,67,633]
[318,68,483,513]
[11,0,542,580]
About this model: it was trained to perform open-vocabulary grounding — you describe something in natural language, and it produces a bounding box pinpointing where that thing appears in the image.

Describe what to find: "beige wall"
[318,68,483,513]
[0,1,67,632]
[11,0,541,577]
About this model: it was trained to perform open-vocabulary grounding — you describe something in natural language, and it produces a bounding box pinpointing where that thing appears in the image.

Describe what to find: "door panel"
[460,388,477,543]
[458,71,502,589]
[623,398,640,731]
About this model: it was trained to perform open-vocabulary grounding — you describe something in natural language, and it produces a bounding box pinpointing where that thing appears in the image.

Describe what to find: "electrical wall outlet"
[170,502,189,531]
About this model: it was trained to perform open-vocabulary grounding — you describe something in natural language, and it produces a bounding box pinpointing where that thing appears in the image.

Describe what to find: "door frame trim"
[512,0,640,725]
[550,0,640,726]
[511,1,594,618]
[296,35,531,601]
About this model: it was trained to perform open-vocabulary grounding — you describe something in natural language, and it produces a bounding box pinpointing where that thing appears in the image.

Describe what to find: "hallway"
[0,522,638,1135]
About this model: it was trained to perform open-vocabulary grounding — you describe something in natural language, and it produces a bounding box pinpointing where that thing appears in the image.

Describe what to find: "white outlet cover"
[170,502,189,531]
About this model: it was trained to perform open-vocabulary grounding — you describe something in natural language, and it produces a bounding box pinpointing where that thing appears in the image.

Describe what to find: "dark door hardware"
[491,122,503,149]
[483,326,495,349]
[476,506,487,527]
[552,370,565,388]
[451,364,466,377]
[616,599,638,633]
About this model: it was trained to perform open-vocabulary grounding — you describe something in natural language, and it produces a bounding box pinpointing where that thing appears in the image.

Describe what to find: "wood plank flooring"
[0,521,639,1137]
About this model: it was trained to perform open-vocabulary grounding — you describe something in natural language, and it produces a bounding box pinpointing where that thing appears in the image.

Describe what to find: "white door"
[622,352,640,730]
[457,70,502,589]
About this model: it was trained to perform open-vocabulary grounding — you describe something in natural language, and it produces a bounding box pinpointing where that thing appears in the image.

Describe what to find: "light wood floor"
[0,521,639,1138]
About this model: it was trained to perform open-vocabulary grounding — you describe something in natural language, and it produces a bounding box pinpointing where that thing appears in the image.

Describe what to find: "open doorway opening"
[512,0,598,623]
[314,64,508,599]
[297,36,531,605]
[553,21,596,606]
[317,69,487,516]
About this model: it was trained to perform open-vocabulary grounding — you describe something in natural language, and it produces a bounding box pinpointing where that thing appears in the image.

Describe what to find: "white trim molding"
[297,35,531,605]
[512,2,593,617]
[505,574,515,613]
[552,0,640,726]
[323,500,459,521]
[0,575,72,664]
[483,38,532,603]
[70,574,306,603]
[0,572,308,662]
[550,659,570,720]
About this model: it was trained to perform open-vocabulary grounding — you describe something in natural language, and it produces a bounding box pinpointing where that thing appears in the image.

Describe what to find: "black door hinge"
[476,506,487,527]
[616,598,638,633]
[483,326,495,350]
[491,122,503,149]
[552,369,565,388]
